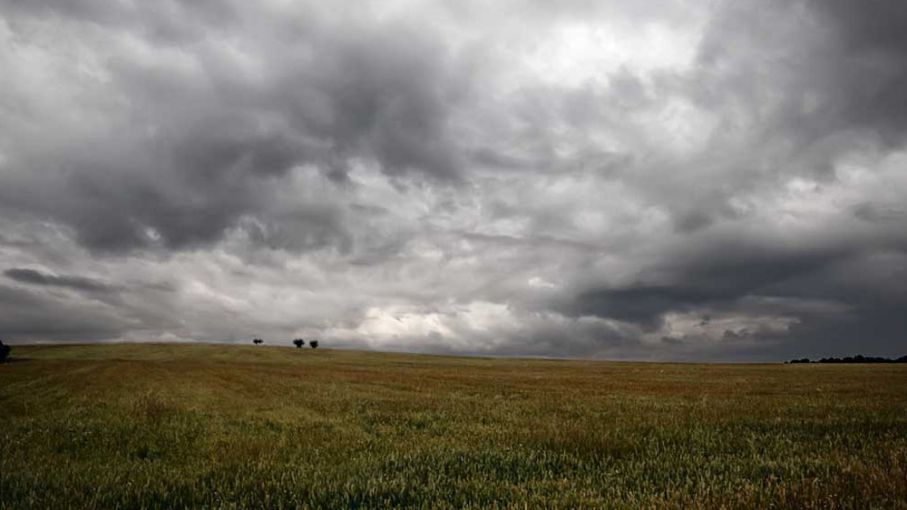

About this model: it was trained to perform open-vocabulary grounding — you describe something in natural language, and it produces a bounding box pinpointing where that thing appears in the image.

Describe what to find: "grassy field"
[1,344,906,509]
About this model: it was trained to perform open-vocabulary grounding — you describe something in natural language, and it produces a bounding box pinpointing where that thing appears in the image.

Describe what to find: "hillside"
[2,343,906,508]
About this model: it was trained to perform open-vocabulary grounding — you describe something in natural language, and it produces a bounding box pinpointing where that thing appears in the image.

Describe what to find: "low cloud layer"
[1,0,905,360]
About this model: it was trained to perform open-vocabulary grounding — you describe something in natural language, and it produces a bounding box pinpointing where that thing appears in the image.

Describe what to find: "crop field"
[1,344,906,509]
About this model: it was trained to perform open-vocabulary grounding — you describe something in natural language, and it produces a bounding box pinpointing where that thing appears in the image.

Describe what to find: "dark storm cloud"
[571,235,859,320]
[0,0,469,253]
[810,0,907,136]
[568,236,850,329]
[567,219,907,359]
[526,0,906,359]
[4,268,112,293]
[632,12,907,340]
[0,285,128,341]
[694,0,907,152]
[1,0,906,359]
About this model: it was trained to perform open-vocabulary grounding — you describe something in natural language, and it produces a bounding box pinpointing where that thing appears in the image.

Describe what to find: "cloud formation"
[4,268,112,292]
[0,0,905,360]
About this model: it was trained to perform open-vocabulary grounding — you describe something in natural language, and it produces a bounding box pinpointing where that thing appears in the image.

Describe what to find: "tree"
[0,340,10,363]
[252,338,264,345]
[293,338,304,348]
[309,340,319,349]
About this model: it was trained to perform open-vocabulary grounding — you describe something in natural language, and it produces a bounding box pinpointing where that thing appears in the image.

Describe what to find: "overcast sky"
[1,0,905,360]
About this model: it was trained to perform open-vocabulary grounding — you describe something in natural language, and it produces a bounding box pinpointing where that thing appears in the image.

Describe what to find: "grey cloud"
[566,223,907,358]
[2,0,240,45]
[0,0,471,253]
[810,0,907,135]
[696,0,907,146]
[853,202,906,223]
[0,285,128,341]
[4,268,112,293]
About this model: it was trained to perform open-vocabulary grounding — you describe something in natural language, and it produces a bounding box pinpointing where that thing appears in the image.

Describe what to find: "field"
[1,344,906,509]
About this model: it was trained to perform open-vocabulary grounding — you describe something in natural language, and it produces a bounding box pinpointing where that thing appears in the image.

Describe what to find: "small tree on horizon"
[309,340,319,349]
[293,338,304,348]
[252,338,264,345]
[0,340,10,363]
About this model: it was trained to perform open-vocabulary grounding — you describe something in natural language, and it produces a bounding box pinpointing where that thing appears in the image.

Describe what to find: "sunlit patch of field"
[1,343,906,509]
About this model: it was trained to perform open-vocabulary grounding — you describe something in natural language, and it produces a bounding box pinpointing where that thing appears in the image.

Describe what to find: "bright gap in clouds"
[521,19,703,87]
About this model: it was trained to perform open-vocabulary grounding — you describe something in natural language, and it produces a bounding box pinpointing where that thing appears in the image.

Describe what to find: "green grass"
[1,343,906,509]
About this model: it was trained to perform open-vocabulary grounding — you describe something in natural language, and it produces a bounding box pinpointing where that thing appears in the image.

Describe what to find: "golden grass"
[1,343,906,508]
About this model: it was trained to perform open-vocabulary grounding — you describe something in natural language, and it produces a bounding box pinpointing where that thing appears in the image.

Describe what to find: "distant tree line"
[251,338,319,349]
[789,355,907,364]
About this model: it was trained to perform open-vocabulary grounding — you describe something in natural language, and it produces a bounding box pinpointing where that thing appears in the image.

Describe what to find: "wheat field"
[1,343,906,509]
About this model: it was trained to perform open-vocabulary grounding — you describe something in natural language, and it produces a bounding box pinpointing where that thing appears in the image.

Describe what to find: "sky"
[1,0,906,361]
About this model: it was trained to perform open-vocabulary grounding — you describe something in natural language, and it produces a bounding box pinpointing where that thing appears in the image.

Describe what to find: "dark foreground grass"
[1,344,906,509]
